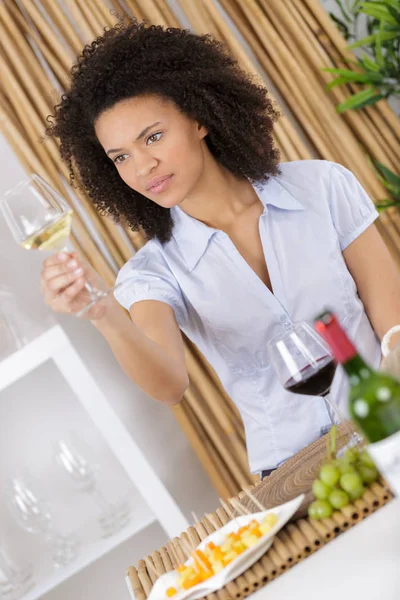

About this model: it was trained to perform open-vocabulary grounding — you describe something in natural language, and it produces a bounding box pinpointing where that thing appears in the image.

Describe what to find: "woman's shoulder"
[128,237,164,263]
[117,237,175,281]
[272,159,357,207]
[277,159,347,185]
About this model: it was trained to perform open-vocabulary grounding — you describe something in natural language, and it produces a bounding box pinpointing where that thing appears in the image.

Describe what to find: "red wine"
[284,358,336,397]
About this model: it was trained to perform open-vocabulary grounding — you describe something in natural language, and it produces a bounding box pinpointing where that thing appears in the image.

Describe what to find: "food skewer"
[191,511,200,525]
[242,487,267,511]
[144,557,159,581]
[230,497,252,515]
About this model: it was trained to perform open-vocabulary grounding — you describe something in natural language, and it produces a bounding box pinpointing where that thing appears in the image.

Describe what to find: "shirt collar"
[171,175,304,272]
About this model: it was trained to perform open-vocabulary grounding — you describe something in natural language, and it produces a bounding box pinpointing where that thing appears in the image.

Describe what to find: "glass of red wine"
[267,321,354,441]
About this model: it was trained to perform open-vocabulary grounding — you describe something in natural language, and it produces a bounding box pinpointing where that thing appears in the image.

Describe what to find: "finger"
[45,267,85,294]
[63,276,86,300]
[42,251,72,269]
[41,257,83,283]
[44,276,86,310]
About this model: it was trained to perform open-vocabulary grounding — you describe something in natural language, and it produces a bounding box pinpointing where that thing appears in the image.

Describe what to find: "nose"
[134,148,158,178]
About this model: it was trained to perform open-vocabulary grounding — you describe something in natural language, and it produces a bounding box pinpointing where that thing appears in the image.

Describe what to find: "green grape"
[359,450,376,469]
[348,485,366,500]
[320,464,340,487]
[312,479,332,500]
[343,447,359,464]
[338,461,356,475]
[308,500,333,520]
[340,472,363,494]
[328,489,350,509]
[357,464,378,485]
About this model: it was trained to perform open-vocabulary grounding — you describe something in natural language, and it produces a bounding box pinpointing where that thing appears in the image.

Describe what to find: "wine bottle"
[314,310,400,496]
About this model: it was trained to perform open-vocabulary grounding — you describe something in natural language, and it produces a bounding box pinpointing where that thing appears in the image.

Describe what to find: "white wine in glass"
[20,211,73,252]
[1,174,121,317]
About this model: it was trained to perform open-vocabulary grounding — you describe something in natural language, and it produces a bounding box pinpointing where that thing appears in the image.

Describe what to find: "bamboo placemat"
[126,425,393,600]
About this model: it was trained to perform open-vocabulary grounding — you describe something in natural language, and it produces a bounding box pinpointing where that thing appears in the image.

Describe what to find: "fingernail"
[68,259,77,269]
[73,267,83,275]
[58,253,67,261]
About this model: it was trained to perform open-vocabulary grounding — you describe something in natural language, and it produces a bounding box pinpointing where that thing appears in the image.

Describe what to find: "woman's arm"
[40,252,189,405]
[92,298,189,405]
[343,223,400,351]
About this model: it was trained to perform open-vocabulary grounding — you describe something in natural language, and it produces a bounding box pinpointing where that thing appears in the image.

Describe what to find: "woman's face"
[94,94,209,209]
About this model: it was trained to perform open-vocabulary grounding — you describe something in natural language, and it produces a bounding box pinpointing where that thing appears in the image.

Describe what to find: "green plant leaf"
[361,53,381,71]
[385,1,400,23]
[373,160,400,187]
[325,76,353,89]
[322,67,383,83]
[384,0,400,13]
[376,200,399,211]
[360,2,399,24]
[379,179,400,194]
[348,30,399,48]
[376,22,385,66]
[367,158,400,202]
[336,87,383,112]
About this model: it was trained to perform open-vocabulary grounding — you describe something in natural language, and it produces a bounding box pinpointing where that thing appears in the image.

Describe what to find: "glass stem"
[323,392,358,445]
[322,392,343,425]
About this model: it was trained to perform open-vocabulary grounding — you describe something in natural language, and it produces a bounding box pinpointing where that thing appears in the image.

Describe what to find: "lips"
[146,175,174,194]
[146,175,172,191]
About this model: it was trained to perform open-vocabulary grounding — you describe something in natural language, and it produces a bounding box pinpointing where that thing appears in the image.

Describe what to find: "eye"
[113,154,128,165]
[146,132,162,145]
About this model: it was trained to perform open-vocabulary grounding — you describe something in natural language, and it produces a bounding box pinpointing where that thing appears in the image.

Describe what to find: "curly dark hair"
[46,17,281,243]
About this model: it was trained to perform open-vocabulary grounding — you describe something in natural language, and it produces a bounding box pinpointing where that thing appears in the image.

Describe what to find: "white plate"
[148,494,304,600]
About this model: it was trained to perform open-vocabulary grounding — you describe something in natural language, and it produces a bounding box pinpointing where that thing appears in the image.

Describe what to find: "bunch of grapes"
[308,447,378,520]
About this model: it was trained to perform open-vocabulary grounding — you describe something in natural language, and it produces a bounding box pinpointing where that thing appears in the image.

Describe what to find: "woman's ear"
[197,122,208,139]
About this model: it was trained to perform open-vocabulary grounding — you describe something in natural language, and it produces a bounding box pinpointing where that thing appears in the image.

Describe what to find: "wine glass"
[3,472,80,569]
[0,174,122,318]
[54,436,131,538]
[0,545,34,600]
[267,321,360,448]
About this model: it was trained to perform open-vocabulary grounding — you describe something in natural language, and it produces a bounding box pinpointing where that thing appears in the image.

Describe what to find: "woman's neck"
[178,147,261,230]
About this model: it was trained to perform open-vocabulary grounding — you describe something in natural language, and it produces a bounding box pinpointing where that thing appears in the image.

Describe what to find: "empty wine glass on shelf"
[54,436,131,538]
[0,174,123,318]
[267,321,362,449]
[0,545,34,600]
[3,473,80,569]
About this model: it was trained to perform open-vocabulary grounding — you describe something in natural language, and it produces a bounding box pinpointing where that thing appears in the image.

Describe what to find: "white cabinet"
[0,325,189,599]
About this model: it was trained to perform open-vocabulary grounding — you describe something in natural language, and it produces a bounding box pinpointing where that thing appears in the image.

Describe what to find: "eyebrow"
[106,121,162,156]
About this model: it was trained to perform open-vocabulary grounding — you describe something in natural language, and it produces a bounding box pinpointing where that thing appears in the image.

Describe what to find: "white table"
[253,499,400,600]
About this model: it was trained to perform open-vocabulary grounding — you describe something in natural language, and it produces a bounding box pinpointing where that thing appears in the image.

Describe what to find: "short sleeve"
[114,246,187,325]
[328,162,379,251]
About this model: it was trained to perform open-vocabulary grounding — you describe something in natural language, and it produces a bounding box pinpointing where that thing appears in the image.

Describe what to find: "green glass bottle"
[314,310,400,496]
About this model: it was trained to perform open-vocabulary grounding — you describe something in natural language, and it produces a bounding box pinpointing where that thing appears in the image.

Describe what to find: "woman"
[41,18,400,478]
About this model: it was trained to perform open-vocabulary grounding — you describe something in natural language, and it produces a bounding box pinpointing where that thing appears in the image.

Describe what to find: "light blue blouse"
[115,160,381,473]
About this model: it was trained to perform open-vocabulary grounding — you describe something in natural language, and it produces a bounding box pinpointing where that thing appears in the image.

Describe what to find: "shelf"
[22,501,156,600]
[0,322,189,551]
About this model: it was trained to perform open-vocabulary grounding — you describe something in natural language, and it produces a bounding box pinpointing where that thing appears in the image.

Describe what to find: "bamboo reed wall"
[0,0,399,499]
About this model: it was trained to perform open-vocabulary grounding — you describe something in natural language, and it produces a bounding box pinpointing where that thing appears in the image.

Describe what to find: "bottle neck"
[342,354,372,381]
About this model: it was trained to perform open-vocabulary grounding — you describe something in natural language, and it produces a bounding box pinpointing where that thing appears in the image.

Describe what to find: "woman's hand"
[40,251,111,320]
